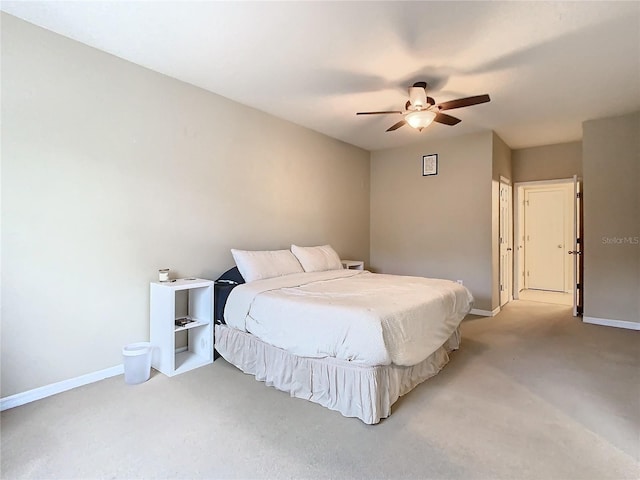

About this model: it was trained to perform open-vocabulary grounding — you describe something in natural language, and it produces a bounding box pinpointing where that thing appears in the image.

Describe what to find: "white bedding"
[224,269,473,367]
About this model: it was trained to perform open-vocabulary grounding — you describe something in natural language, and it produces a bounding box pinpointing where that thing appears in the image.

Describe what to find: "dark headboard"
[214,266,245,323]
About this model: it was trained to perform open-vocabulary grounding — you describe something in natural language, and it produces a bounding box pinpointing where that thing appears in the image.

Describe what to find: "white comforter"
[224,269,473,367]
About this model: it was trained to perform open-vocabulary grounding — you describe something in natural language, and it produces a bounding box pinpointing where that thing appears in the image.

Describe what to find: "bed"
[213,245,473,424]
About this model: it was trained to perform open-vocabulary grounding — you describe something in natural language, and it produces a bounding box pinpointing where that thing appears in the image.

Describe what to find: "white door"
[499,181,513,306]
[524,189,565,291]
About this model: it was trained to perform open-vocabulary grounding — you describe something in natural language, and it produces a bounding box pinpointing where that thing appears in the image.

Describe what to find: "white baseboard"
[583,316,640,331]
[470,307,501,317]
[0,364,124,411]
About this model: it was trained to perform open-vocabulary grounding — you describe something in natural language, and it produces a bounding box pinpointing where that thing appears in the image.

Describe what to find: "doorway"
[514,179,575,307]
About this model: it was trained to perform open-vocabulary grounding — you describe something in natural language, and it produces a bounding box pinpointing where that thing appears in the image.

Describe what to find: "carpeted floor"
[1,300,638,479]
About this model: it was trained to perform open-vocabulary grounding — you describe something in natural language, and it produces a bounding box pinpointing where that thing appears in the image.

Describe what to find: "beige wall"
[512,142,582,183]
[370,131,495,311]
[492,133,513,182]
[1,15,370,397]
[582,112,640,324]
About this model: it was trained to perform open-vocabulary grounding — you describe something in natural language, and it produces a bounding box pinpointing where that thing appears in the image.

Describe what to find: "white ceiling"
[2,1,639,151]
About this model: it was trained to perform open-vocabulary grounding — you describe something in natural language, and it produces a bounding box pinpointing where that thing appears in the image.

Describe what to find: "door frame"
[513,178,575,299]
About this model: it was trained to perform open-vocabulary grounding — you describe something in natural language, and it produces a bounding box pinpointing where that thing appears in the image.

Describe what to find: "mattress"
[224,269,473,367]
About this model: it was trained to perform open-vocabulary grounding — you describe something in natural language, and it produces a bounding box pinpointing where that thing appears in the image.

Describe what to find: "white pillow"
[231,249,304,283]
[291,244,343,272]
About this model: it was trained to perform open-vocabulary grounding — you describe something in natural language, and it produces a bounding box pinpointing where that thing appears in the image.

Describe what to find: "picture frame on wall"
[422,154,438,176]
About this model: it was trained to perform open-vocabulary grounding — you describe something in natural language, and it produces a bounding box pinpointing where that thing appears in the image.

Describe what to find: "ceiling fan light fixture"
[406,110,436,129]
[356,81,489,133]
[408,86,427,108]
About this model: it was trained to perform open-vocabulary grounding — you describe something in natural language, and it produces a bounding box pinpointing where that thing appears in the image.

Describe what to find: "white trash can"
[122,342,152,385]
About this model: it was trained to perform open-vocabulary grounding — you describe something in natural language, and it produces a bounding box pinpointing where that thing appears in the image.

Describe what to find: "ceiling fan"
[356,81,490,132]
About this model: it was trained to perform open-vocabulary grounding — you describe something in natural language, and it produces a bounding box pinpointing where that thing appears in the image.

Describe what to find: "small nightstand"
[341,260,364,270]
[150,278,214,376]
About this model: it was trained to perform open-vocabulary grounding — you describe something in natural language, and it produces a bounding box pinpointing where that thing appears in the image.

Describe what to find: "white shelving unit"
[150,278,214,376]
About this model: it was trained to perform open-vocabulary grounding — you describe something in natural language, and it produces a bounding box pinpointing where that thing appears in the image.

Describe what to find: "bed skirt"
[214,324,460,424]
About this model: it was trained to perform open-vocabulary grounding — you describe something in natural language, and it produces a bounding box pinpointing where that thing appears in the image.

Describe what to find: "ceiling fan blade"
[434,112,461,126]
[437,94,491,111]
[386,120,407,132]
[356,110,403,115]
